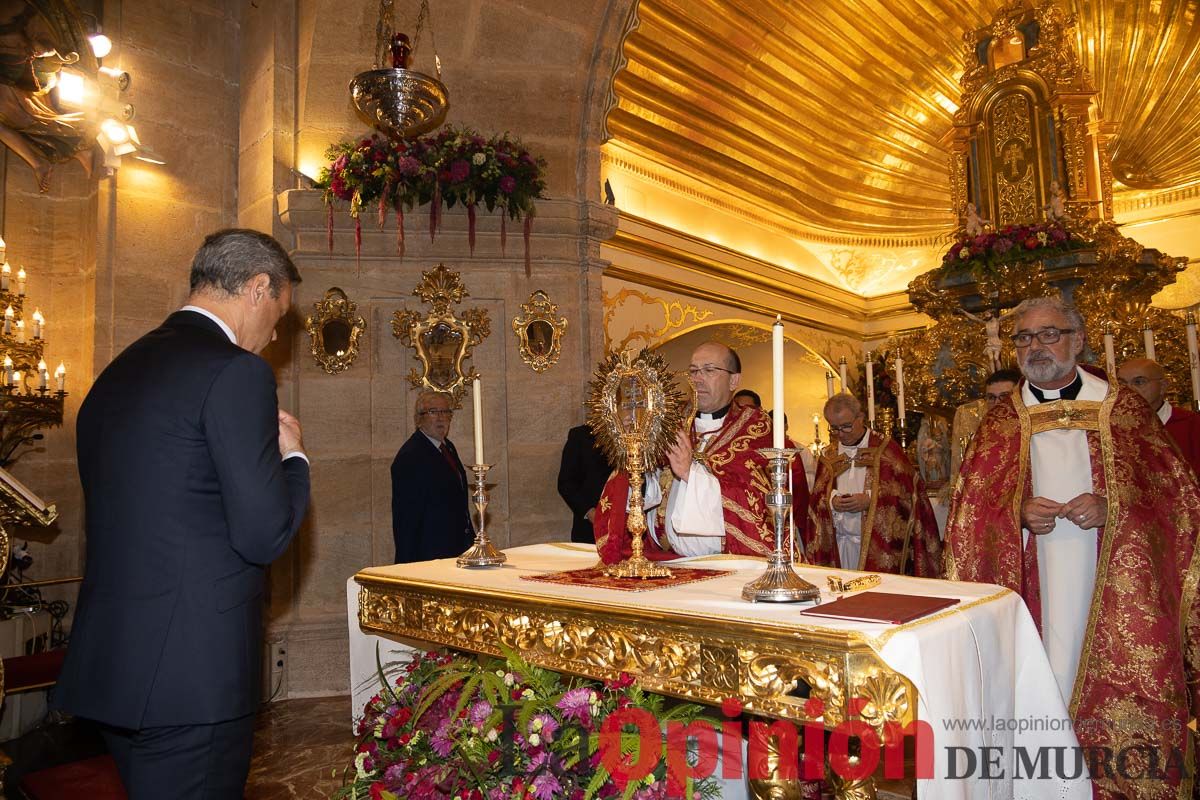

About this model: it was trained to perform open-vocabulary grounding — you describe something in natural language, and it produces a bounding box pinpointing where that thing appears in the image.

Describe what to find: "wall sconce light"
[88,33,112,59]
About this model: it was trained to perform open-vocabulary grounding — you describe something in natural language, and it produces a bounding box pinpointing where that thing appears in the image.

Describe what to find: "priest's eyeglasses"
[1010,327,1075,347]
[687,365,733,379]
[419,408,454,417]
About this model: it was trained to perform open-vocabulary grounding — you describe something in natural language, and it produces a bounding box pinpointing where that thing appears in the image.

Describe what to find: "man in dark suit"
[391,389,474,562]
[556,424,613,543]
[52,229,311,799]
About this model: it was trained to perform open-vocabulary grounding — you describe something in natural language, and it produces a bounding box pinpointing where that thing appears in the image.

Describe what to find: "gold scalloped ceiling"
[606,0,1200,244]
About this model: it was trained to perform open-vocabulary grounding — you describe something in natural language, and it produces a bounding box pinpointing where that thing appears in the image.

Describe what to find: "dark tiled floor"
[2,695,357,799]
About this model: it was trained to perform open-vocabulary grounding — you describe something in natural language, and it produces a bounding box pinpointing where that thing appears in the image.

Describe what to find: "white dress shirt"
[642,412,727,557]
[830,429,870,570]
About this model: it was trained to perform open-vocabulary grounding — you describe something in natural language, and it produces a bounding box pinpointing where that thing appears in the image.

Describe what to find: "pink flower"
[557,687,593,724]
[531,773,562,800]
[396,156,421,177]
[499,175,517,194]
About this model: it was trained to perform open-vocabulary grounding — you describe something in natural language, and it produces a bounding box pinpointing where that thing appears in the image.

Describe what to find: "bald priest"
[594,342,776,562]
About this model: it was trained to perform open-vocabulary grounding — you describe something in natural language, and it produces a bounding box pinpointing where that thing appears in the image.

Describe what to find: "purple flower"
[396,156,421,177]
[992,237,1013,255]
[499,175,517,194]
[531,772,563,800]
[530,713,558,742]
[470,700,493,727]
[449,159,471,182]
[430,720,454,757]
[557,687,593,723]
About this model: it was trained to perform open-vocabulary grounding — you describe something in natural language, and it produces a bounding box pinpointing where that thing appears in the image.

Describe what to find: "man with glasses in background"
[1116,356,1200,476]
[806,393,942,576]
[390,389,474,563]
[595,341,777,563]
[946,295,1200,798]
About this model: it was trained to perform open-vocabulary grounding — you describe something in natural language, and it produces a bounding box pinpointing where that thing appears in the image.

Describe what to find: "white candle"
[472,377,484,465]
[15,320,24,343]
[32,309,43,339]
[825,371,834,399]
[17,267,25,296]
[1143,326,1155,360]
[1103,325,1116,377]
[0,237,7,264]
[37,359,46,390]
[895,355,906,422]
[3,306,11,336]
[865,358,875,424]
[1187,312,1200,411]
[4,356,12,387]
[838,356,848,391]
[2,263,10,292]
[812,413,821,448]
[771,316,785,449]
[54,362,65,392]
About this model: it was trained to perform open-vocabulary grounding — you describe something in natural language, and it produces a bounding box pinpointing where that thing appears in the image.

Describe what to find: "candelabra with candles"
[0,238,67,466]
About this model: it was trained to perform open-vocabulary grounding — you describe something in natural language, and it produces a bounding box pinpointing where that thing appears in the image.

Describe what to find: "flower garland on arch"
[317,126,547,274]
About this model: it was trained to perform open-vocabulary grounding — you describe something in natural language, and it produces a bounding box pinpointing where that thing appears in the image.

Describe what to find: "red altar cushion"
[19,755,127,799]
[3,648,67,692]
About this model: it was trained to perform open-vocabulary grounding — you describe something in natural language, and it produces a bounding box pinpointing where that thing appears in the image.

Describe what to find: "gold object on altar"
[586,349,690,579]
[511,290,566,373]
[304,288,365,375]
[392,264,490,408]
[827,573,882,595]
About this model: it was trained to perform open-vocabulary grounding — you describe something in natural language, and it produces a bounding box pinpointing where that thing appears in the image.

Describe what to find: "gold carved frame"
[305,287,366,375]
[392,264,491,406]
[512,290,566,373]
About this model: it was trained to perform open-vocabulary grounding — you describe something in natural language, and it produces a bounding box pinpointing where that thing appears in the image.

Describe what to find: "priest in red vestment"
[1116,356,1200,477]
[946,297,1200,799]
[595,342,779,563]
[805,393,942,577]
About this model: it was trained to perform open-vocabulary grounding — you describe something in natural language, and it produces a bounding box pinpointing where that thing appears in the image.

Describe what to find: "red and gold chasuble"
[594,405,775,564]
[946,384,1200,799]
[804,431,942,577]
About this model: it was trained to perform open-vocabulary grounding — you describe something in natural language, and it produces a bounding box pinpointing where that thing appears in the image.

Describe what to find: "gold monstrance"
[586,350,691,579]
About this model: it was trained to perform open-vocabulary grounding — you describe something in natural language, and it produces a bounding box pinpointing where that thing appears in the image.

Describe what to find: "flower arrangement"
[318,126,547,271]
[939,219,1083,282]
[338,648,723,800]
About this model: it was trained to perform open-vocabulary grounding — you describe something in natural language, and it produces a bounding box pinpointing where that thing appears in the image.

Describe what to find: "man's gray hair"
[823,392,861,418]
[413,390,452,425]
[1012,295,1086,335]
[190,228,301,298]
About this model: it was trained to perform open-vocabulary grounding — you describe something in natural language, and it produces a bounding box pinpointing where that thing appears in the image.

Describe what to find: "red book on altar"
[800,592,960,625]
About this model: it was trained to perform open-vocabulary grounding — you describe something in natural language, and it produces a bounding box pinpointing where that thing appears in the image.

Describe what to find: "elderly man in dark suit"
[391,389,474,562]
[52,229,311,799]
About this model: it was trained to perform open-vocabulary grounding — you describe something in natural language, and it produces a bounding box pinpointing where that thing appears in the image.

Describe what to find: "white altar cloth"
[349,543,1087,800]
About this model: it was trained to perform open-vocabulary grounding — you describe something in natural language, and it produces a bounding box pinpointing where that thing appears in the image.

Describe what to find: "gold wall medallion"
[511,290,566,373]
[392,264,490,406]
[305,287,366,375]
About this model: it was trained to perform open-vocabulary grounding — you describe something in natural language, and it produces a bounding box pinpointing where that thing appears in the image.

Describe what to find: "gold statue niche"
[949,1,1113,231]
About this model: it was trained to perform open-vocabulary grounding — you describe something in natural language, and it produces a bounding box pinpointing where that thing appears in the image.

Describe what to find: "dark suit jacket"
[556,425,613,543]
[390,430,474,563]
[52,311,310,729]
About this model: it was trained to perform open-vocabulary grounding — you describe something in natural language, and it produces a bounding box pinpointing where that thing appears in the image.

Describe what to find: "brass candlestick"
[604,439,672,579]
[742,448,820,602]
[456,463,506,568]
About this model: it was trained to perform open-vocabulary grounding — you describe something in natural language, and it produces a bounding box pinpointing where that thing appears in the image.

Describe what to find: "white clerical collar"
[1158,399,1172,425]
[421,431,446,449]
[697,403,731,422]
[181,305,237,345]
[838,429,870,453]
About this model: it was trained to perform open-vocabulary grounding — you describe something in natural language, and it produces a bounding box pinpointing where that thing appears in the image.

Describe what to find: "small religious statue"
[917,415,951,487]
[1044,180,1067,221]
[957,307,1017,371]
[962,202,991,237]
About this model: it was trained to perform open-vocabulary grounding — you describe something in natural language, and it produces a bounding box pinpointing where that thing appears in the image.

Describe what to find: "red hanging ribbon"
[354,216,362,274]
[326,204,334,255]
[467,204,476,255]
[430,183,441,242]
[523,214,532,278]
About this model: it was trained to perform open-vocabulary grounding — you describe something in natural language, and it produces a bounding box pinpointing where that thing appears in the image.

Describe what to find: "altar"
[350,543,1088,799]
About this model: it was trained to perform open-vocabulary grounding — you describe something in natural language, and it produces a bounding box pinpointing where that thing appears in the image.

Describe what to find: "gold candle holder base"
[742,448,820,603]
[457,464,507,568]
[604,553,673,580]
